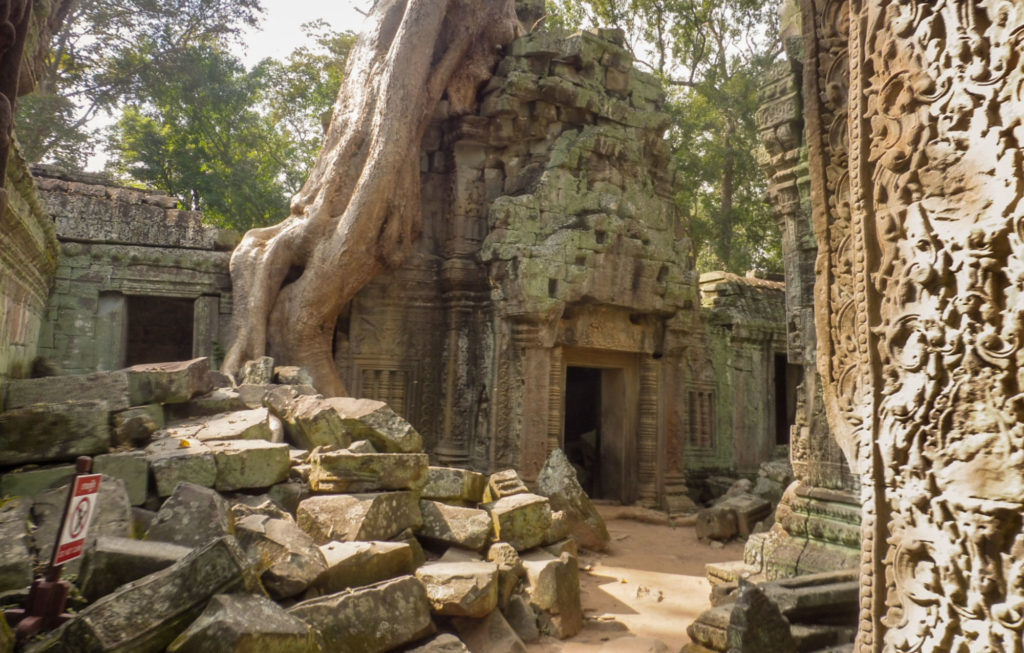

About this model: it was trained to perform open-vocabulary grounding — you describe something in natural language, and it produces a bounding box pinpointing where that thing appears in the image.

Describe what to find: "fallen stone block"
[406,633,471,653]
[289,575,434,653]
[145,437,216,496]
[536,448,610,551]
[275,366,314,386]
[422,467,486,505]
[145,482,233,548]
[297,492,422,544]
[79,536,191,601]
[42,537,259,652]
[131,507,157,538]
[174,387,249,417]
[718,493,773,537]
[208,439,290,491]
[32,477,132,573]
[0,499,32,593]
[4,370,130,411]
[310,541,415,596]
[240,356,275,385]
[268,481,306,516]
[158,408,274,443]
[0,400,110,466]
[392,527,427,568]
[309,450,429,493]
[483,469,529,503]
[695,506,739,541]
[325,397,423,453]
[346,439,377,453]
[415,561,500,617]
[546,509,572,544]
[268,394,352,451]
[235,514,326,600]
[126,357,213,405]
[167,593,323,653]
[487,543,527,606]
[94,451,149,505]
[452,609,527,653]
[520,551,583,638]
[544,538,579,558]
[0,464,76,498]
[419,500,492,551]
[503,594,540,643]
[111,404,164,447]
[488,493,552,552]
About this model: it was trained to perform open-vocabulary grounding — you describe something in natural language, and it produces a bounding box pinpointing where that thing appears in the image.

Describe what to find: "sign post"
[5,456,98,642]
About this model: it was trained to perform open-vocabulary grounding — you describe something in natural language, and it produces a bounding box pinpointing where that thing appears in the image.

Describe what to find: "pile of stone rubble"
[0,357,610,652]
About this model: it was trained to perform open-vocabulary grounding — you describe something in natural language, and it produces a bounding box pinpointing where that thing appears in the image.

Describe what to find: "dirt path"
[527,507,745,652]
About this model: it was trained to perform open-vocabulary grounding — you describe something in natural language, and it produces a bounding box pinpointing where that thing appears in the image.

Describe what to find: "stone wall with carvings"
[743,0,862,581]
[33,167,234,374]
[335,26,717,510]
[0,147,57,389]
[802,0,1024,649]
[696,271,787,477]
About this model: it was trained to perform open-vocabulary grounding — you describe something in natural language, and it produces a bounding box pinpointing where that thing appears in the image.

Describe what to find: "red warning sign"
[52,473,102,566]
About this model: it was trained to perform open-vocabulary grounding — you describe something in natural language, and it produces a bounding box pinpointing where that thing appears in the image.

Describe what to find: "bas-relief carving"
[806,0,1024,649]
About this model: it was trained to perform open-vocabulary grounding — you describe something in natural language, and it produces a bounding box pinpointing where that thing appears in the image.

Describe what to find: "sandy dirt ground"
[527,506,745,652]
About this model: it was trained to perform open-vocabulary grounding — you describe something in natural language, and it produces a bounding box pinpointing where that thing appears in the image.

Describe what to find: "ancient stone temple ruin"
[30,166,235,374]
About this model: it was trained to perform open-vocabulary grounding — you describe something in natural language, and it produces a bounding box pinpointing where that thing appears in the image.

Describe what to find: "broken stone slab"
[3,370,131,411]
[695,505,739,541]
[520,551,583,638]
[275,366,314,386]
[173,387,249,417]
[546,509,572,544]
[308,450,429,493]
[488,493,552,552]
[0,499,32,593]
[158,407,275,443]
[422,466,487,505]
[483,469,530,503]
[126,357,213,405]
[309,540,415,596]
[289,575,435,653]
[503,594,540,643]
[346,439,377,453]
[208,439,291,491]
[240,356,275,385]
[131,507,157,538]
[93,450,149,506]
[415,561,500,617]
[536,448,610,551]
[325,397,424,453]
[452,609,527,653]
[297,492,422,544]
[235,514,327,600]
[145,482,233,548]
[0,400,110,466]
[717,493,773,537]
[487,542,527,607]
[78,536,191,601]
[268,481,306,516]
[727,580,798,653]
[405,633,471,653]
[392,527,427,568]
[145,436,217,496]
[167,593,323,653]
[39,537,259,652]
[544,538,579,558]
[419,500,493,551]
[111,404,164,447]
[31,476,132,573]
[0,464,77,498]
[268,394,352,451]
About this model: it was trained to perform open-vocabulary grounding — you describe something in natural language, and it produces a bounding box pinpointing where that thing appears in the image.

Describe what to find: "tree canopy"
[548,0,783,274]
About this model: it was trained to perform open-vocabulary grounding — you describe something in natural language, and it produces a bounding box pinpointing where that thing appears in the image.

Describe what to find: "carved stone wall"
[33,167,234,373]
[803,0,1024,649]
[746,0,862,580]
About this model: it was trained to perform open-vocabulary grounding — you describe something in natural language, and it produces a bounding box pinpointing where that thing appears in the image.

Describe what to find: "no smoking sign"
[52,473,102,566]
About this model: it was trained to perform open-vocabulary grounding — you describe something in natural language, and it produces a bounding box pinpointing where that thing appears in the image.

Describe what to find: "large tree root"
[223,0,522,395]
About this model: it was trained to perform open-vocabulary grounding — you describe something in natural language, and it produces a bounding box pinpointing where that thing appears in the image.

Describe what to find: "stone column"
[192,294,219,364]
[637,356,660,506]
[803,0,1024,649]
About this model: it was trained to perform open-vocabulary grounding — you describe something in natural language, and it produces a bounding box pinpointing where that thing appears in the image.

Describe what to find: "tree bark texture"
[223,0,522,395]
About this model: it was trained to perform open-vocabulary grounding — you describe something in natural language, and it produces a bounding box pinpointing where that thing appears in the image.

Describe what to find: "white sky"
[237,0,372,66]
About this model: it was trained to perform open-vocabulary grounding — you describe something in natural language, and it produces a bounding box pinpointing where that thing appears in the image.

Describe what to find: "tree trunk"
[223,0,522,396]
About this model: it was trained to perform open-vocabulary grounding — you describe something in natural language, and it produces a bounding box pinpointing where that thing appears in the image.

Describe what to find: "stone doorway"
[561,350,639,504]
[773,354,801,447]
[125,295,195,366]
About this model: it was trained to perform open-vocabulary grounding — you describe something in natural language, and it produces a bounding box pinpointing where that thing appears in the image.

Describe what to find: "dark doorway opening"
[125,296,195,366]
[774,354,802,445]
[564,366,601,497]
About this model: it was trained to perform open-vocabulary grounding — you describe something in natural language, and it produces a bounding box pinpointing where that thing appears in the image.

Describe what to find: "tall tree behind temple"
[547,0,782,274]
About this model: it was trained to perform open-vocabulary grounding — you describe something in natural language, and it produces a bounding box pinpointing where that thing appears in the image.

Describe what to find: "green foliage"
[20,0,352,232]
[547,0,783,274]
